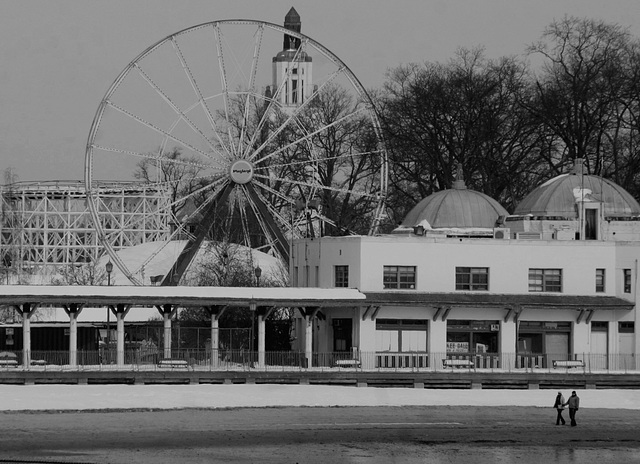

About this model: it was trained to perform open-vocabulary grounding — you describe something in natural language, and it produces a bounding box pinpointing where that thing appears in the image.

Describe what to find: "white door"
[590,331,608,370]
[619,333,635,370]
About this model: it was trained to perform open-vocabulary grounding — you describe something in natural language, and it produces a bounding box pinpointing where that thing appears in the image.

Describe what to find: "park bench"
[0,359,18,368]
[334,359,361,368]
[443,359,474,368]
[552,360,585,369]
[30,359,47,366]
[158,359,189,369]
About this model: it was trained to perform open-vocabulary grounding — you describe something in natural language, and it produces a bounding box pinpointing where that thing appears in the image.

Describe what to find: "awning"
[363,292,634,311]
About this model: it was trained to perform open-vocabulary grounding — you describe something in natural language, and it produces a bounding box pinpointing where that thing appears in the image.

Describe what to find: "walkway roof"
[0,285,366,308]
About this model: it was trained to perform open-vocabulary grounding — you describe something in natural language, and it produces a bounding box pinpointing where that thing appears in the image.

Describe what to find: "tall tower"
[272,7,313,110]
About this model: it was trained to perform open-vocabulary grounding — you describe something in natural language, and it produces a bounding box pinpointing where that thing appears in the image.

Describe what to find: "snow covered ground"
[1,384,638,412]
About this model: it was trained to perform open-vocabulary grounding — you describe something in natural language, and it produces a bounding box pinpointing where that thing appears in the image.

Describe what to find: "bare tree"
[134,147,205,221]
[49,261,109,286]
[379,48,542,219]
[526,16,639,181]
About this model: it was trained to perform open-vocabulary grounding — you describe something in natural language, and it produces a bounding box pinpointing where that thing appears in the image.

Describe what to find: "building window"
[619,321,634,333]
[528,269,562,292]
[624,269,632,293]
[376,319,427,352]
[456,267,489,291]
[383,266,416,289]
[596,269,605,293]
[335,265,349,288]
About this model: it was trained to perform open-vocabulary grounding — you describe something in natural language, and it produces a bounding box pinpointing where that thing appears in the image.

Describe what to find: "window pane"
[529,268,561,292]
[335,265,348,287]
[384,265,415,289]
[375,330,398,351]
[456,267,488,291]
[596,269,605,293]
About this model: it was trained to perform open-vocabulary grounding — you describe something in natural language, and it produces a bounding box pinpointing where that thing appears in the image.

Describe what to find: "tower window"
[624,269,632,293]
[335,265,348,288]
[596,269,605,293]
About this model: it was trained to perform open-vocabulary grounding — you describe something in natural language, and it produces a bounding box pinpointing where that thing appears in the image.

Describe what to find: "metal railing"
[0,350,638,373]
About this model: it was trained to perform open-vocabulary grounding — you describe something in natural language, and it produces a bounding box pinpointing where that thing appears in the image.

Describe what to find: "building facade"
[291,160,639,371]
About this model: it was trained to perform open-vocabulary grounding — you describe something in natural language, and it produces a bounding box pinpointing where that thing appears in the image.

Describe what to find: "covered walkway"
[0,285,366,369]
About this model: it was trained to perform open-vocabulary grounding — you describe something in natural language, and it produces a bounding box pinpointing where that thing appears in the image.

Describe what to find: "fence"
[0,350,638,373]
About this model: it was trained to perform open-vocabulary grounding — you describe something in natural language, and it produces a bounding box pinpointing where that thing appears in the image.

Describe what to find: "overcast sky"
[1,0,639,182]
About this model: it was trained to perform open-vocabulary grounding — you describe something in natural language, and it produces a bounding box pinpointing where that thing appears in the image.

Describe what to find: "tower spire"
[283,7,301,50]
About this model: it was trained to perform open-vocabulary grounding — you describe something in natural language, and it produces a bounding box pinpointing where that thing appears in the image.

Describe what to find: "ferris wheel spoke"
[245,40,309,155]
[212,23,237,158]
[253,106,368,166]
[105,101,224,165]
[241,186,281,252]
[168,36,232,159]
[251,178,297,208]
[238,24,265,157]
[163,181,235,285]
[249,182,295,231]
[92,144,226,172]
[242,183,290,260]
[133,62,219,155]
[253,172,379,199]
[246,66,344,163]
[264,148,382,171]
[164,174,230,216]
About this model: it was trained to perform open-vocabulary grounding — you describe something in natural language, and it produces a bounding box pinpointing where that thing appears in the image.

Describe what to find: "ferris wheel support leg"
[244,183,290,263]
[161,183,234,286]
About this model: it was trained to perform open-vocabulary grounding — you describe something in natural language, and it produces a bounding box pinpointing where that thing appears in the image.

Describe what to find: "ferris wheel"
[84,19,388,286]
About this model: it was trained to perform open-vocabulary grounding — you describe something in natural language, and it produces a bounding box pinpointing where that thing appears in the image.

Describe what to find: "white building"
[291,160,639,371]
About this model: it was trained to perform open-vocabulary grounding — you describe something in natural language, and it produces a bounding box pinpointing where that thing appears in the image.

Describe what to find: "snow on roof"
[0,284,366,308]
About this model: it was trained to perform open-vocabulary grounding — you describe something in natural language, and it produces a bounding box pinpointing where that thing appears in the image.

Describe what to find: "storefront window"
[446,320,499,353]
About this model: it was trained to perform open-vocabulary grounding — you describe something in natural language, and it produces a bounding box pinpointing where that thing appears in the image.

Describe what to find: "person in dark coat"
[553,391,566,425]
[564,391,580,426]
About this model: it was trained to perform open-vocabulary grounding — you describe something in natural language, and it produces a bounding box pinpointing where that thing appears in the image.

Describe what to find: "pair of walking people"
[554,391,580,426]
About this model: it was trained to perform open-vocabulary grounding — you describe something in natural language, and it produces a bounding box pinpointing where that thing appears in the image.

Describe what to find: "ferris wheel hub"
[229,159,254,184]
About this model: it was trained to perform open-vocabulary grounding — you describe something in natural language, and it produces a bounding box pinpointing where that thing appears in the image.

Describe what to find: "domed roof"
[514,160,640,218]
[400,177,508,229]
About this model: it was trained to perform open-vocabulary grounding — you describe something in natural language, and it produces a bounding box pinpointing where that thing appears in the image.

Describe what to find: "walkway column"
[156,304,177,359]
[500,317,517,371]
[63,303,84,367]
[305,314,313,368]
[14,302,38,368]
[258,313,266,368]
[109,304,131,366]
[429,307,449,370]
[204,305,226,368]
[299,307,320,368]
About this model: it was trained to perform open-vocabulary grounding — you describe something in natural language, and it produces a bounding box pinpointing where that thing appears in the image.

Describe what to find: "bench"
[158,359,189,369]
[553,360,585,369]
[443,359,474,368]
[0,359,18,368]
[334,359,361,368]
[31,359,47,366]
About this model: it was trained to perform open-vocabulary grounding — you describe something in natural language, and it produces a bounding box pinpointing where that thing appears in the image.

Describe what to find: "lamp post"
[105,261,113,357]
